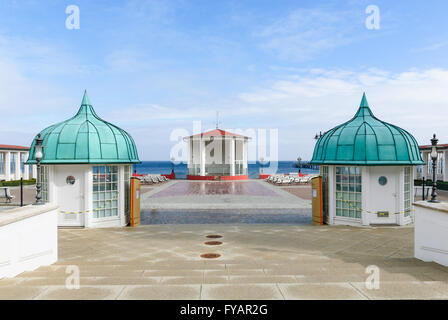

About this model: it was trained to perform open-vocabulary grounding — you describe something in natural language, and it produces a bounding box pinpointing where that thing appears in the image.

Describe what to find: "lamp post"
[170,157,175,174]
[428,134,439,203]
[297,157,302,174]
[34,134,44,205]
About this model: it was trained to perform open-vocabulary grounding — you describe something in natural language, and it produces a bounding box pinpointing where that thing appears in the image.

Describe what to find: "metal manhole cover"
[200,253,221,259]
[206,235,223,239]
[204,241,223,246]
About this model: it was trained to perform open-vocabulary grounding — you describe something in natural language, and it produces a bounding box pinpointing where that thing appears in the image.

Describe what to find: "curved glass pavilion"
[311,93,424,226]
[26,91,140,228]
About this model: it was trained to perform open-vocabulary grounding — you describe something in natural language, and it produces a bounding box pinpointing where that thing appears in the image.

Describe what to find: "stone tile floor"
[149,181,279,197]
[1,224,447,300]
[141,180,311,210]
[140,209,312,224]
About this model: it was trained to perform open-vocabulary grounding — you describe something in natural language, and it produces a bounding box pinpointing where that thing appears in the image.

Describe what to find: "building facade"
[414,144,448,182]
[26,91,140,228]
[183,129,249,180]
[0,145,37,181]
[311,94,424,226]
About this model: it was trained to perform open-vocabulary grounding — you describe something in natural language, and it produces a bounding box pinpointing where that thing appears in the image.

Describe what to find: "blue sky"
[1,0,448,160]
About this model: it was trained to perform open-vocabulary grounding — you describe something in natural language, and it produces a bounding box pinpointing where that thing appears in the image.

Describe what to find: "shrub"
[0,178,36,187]
[414,179,448,191]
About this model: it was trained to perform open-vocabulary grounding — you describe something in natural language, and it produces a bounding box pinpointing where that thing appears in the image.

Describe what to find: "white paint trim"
[328,166,336,225]
[5,152,10,181]
[230,138,235,176]
[119,165,126,227]
[361,166,369,226]
[200,140,205,176]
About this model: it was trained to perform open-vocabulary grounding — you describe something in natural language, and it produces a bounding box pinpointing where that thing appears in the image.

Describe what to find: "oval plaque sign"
[378,176,387,186]
[66,176,76,185]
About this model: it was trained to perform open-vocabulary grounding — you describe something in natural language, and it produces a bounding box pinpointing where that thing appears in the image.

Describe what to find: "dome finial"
[360,92,369,108]
[81,90,91,106]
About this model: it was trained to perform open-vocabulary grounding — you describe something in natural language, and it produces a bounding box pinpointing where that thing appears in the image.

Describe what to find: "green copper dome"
[26,91,140,164]
[311,93,424,166]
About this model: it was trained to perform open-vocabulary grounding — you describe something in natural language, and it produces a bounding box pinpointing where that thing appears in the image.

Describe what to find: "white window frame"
[335,166,362,220]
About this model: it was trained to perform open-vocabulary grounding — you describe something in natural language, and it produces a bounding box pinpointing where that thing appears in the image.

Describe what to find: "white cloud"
[106,67,448,160]
[254,8,358,61]
[235,68,448,160]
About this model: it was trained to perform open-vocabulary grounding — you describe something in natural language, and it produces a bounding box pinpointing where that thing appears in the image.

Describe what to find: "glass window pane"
[334,167,361,220]
[93,165,120,218]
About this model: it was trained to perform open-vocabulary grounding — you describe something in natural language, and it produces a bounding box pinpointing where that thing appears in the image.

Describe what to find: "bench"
[414,186,430,200]
[0,187,15,203]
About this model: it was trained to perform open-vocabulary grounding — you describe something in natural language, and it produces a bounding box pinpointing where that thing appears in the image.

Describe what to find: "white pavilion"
[183,129,249,180]
[26,91,140,228]
[0,144,37,181]
[310,94,424,226]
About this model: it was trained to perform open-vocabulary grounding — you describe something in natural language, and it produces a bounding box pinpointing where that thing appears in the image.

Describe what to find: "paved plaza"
[141,180,311,210]
[1,223,448,299]
[140,180,311,224]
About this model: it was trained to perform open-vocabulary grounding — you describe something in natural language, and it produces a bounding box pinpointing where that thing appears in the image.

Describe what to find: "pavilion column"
[32,164,37,179]
[425,152,430,178]
[443,151,447,182]
[5,151,11,181]
[200,139,206,176]
[15,152,21,180]
[242,139,247,175]
[189,140,193,174]
[24,152,30,180]
[230,138,235,176]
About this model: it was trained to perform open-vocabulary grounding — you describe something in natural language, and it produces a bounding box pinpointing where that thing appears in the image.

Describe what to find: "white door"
[368,167,399,223]
[56,165,85,227]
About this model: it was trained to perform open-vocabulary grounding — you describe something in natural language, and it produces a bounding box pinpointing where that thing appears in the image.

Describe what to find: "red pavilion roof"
[186,129,249,139]
[0,144,30,151]
[419,144,448,150]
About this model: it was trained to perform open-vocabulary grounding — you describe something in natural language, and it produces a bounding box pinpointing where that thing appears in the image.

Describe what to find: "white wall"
[328,165,412,226]
[0,204,58,278]
[48,164,127,228]
[414,201,448,267]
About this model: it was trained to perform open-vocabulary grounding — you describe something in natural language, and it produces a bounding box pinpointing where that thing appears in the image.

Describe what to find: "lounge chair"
[144,175,154,184]
[151,176,159,184]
